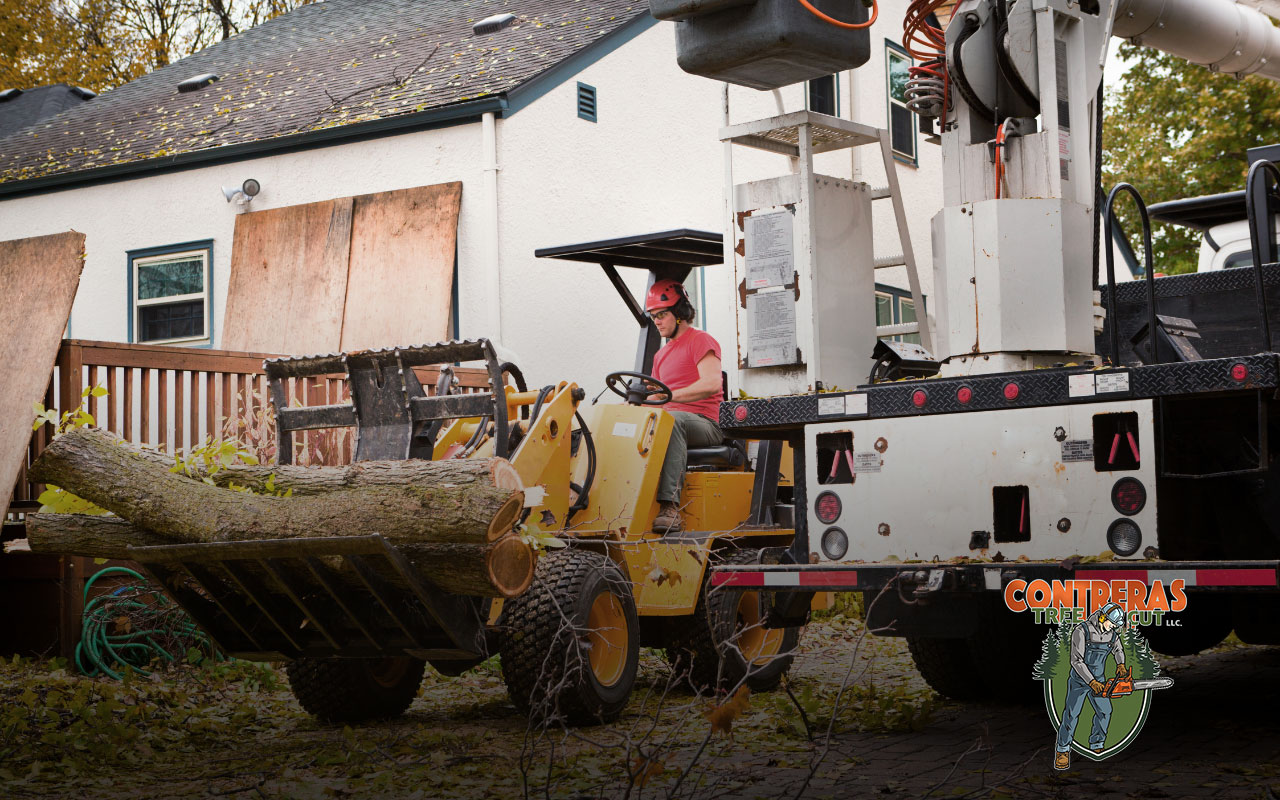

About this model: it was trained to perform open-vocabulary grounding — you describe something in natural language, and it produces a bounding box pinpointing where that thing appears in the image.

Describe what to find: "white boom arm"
[1114,0,1280,82]
[923,0,1280,375]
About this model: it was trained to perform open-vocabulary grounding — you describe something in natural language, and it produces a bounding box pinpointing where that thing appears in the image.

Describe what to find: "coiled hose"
[76,566,220,679]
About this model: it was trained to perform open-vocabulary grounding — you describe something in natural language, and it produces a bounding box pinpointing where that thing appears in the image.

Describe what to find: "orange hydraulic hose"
[796,0,878,30]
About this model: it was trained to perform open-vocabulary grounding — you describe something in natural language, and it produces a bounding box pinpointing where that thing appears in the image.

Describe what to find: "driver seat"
[685,372,745,469]
[686,439,747,469]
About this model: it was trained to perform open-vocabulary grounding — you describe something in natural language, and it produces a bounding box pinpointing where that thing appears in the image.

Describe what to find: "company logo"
[1004,579,1178,771]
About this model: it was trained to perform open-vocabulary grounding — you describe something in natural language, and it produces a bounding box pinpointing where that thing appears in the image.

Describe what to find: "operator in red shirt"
[644,279,724,533]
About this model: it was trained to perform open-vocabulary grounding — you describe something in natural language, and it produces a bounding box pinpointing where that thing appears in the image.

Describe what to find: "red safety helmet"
[645,279,687,312]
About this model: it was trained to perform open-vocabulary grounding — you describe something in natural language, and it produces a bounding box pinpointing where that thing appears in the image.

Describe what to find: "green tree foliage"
[0,0,315,94]
[1104,43,1280,275]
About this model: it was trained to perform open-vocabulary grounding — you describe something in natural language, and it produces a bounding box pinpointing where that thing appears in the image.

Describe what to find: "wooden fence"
[7,339,491,519]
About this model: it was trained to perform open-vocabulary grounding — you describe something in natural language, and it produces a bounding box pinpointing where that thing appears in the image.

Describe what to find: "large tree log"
[29,428,524,546]
[21,513,536,598]
[22,514,176,560]
[160,457,523,497]
[402,534,536,598]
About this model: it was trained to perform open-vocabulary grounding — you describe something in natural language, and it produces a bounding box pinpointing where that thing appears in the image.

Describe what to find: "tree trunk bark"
[22,514,175,560]
[29,428,524,546]
[167,457,523,497]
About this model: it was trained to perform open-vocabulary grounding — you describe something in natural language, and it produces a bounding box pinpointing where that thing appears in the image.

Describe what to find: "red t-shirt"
[653,328,723,420]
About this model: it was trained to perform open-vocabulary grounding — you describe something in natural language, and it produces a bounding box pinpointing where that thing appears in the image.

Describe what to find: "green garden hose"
[76,566,220,679]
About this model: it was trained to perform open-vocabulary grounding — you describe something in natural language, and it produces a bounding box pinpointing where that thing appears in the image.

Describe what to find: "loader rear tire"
[905,637,986,701]
[286,656,426,724]
[665,548,800,693]
[499,548,639,725]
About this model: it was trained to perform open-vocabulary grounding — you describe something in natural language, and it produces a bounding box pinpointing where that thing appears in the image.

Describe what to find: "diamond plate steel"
[719,355,1280,433]
[1102,262,1280,304]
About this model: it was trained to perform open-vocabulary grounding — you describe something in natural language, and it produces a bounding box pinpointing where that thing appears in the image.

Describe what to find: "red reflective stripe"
[1195,568,1277,587]
[1075,570,1148,582]
[799,572,858,587]
[711,572,765,587]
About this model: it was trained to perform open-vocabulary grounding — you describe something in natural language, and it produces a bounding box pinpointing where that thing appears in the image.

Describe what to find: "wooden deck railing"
[6,339,491,519]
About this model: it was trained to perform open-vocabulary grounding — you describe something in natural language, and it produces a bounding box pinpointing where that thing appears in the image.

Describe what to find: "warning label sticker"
[1061,439,1093,463]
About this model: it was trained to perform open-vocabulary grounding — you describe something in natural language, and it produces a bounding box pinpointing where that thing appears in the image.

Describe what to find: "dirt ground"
[2,611,1278,800]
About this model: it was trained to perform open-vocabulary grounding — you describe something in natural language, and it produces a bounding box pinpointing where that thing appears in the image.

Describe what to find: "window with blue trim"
[129,241,213,345]
[875,283,922,344]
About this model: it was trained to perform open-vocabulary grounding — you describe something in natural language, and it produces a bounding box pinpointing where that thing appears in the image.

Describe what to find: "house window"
[808,74,839,116]
[875,284,922,344]
[886,42,916,163]
[577,82,597,122]
[129,241,212,345]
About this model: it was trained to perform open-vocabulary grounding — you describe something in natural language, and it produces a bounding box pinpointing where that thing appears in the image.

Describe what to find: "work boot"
[1054,751,1070,771]
[653,502,683,533]
[1091,746,1104,755]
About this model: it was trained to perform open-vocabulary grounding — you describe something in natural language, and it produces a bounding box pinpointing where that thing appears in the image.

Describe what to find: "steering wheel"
[604,371,672,406]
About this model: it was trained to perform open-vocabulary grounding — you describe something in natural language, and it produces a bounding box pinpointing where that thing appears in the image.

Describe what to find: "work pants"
[1056,639,1113,752]
[656,410,724,504]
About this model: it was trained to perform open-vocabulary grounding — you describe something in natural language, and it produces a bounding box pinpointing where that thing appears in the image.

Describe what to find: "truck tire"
[905,637,986,701]
[1140,594,1232,655]
[286,656,426,724]
[500,548,639,725]
[906,598,1039,702]
[665,548,800,692]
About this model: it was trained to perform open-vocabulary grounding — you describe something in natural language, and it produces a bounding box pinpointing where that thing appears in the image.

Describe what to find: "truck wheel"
[665,548,801,692]
[286,656,426,723]
[905,637,986,701]
[500,549,639,725]
[1140,595,1232,655]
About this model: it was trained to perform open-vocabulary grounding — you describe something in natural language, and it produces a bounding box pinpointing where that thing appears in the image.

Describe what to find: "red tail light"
[1111,477,1146,515]
[815,491,842,524]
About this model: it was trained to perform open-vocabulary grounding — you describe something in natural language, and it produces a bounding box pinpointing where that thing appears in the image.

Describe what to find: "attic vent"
[178,73,219,93]
[473,13,516,35]
[0,89,22,103]
[577,82,597,123]
[70,86,97,100]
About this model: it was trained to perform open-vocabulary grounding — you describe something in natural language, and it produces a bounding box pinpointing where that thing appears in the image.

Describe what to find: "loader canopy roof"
[534,229,723,281]
[534,229,723,374]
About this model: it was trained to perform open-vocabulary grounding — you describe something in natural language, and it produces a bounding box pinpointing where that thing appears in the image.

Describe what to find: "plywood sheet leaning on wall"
[0,231,85,508]
[340,182,462,351]
[221,197,354,354]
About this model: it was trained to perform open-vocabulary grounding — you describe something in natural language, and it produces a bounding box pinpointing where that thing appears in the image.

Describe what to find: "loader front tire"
[500,549,639,725]
[286,656,426,724]
[665,548,800,692]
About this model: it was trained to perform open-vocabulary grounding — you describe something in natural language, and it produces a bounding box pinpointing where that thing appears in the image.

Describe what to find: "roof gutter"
[0,94,509,200]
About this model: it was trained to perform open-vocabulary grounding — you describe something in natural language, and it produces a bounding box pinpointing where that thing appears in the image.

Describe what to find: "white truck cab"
[1147,144,1280,274]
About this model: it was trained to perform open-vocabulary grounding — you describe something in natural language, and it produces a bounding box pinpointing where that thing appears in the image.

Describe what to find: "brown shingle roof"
[0,0,646,187]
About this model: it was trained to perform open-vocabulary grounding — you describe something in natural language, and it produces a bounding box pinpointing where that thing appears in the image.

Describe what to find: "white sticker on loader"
[612,422,638,438]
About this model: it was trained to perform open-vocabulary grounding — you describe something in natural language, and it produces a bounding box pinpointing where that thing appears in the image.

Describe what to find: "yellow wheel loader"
[125,231,807,725]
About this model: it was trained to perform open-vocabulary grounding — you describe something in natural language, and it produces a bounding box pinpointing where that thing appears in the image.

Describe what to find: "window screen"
[808,74,838,116]
[886,43,916,163]
[131,247,210,344]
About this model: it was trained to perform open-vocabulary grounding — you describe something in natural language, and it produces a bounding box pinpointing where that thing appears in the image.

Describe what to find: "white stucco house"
[0,0,942,396]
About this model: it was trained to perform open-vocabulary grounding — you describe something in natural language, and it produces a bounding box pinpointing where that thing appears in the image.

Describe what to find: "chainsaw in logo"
[1035,602,1174,770]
